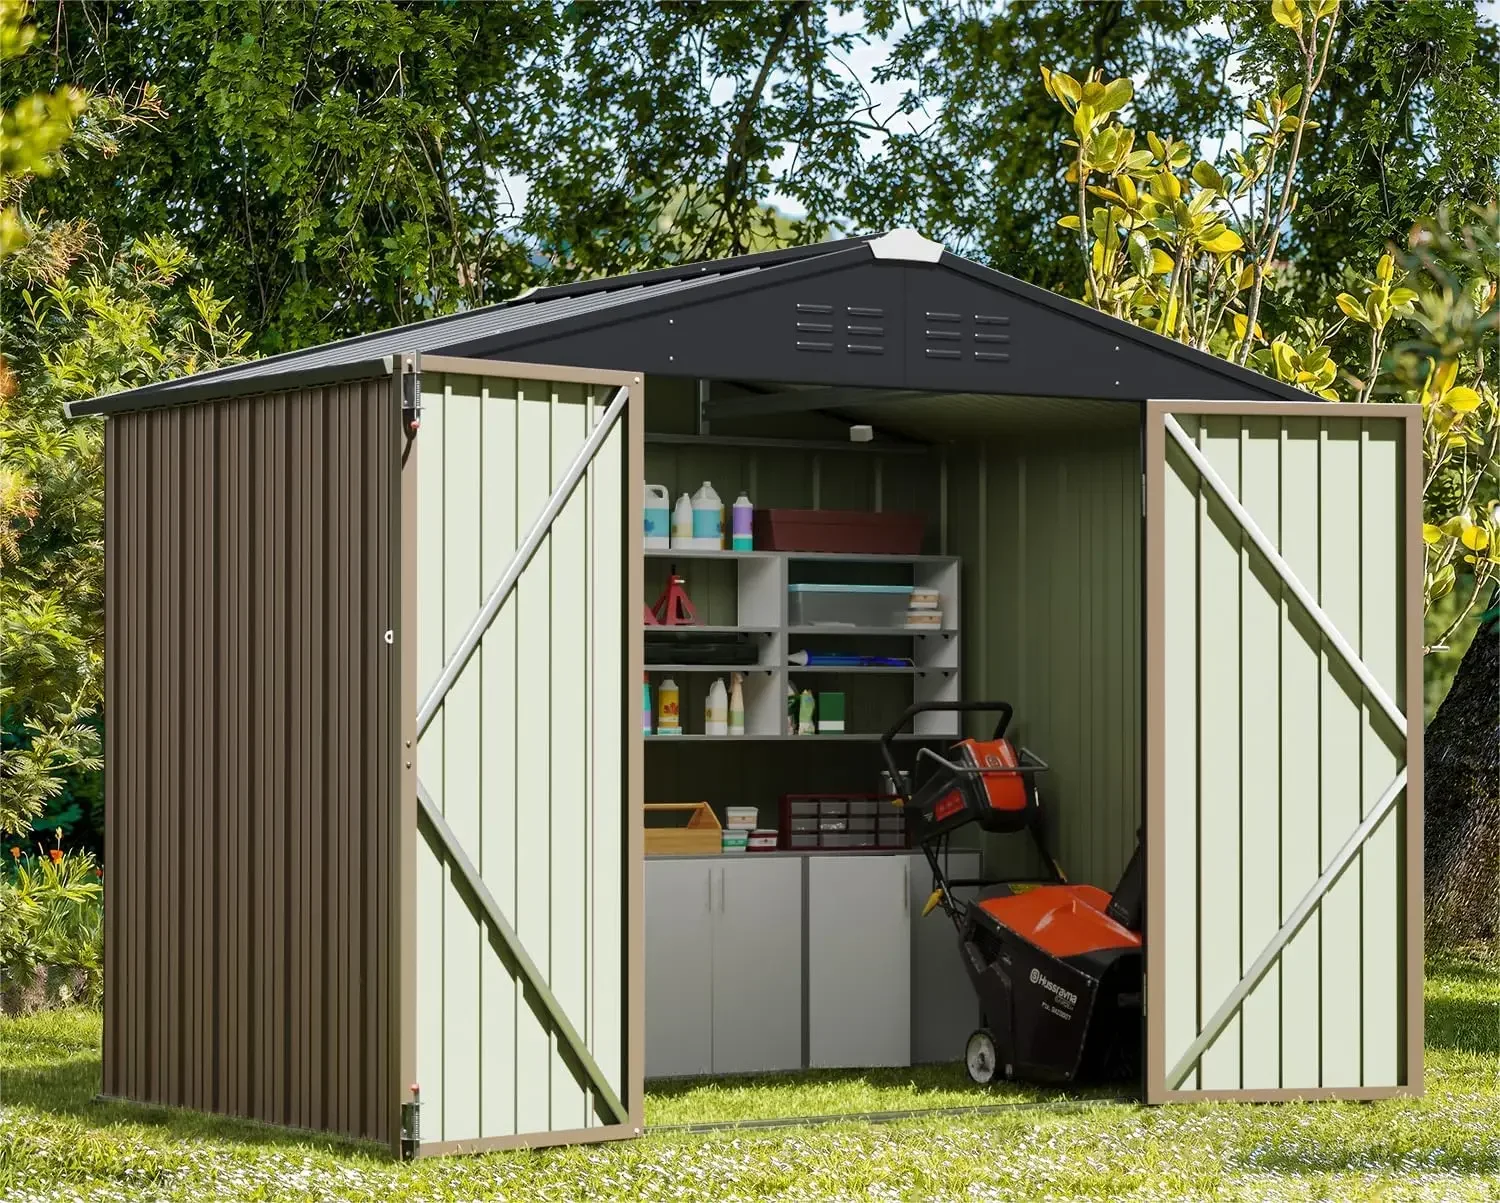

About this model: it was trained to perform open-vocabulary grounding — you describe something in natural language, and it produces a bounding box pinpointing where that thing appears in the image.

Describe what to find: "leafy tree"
[1,0,246,841]
[849,0,1241,292]
[14,1,878,350]
[1224,0,1500,309]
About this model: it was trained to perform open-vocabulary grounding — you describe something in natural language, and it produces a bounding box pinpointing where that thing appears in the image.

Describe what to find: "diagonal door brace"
[1167,768,1407,1089]
[417,383,630,737]
[1163,415,1407,738]
[416,781,629,1126]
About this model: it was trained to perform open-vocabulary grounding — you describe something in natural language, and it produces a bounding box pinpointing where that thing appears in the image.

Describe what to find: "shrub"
[1,847,103,1011]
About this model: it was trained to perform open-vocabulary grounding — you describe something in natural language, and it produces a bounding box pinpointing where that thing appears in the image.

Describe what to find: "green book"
[818,691,845,733]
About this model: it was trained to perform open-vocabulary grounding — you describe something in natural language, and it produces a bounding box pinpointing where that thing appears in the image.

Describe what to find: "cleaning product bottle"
[787,683,799,735]
[644,483,671,549]
[728,672,745,736]
[797,688,817,735]
[705,677,729,737]
[670,493,694,549]
[731,491,754,551]
[658,678,681,735]
[691,481,722,550]
[642,672,653,735]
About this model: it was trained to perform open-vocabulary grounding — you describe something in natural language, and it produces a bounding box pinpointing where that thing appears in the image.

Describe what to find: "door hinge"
[400,1085,421,1160]
[402,367,423,435]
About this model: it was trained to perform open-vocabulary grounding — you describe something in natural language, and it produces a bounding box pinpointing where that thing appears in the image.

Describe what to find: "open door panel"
[1143,399,1423,1103]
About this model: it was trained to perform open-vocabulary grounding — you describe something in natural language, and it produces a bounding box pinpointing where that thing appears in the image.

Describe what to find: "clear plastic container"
[787,584,914,628]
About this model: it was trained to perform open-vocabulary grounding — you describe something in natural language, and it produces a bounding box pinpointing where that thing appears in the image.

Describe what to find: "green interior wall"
[944,423,1144,889]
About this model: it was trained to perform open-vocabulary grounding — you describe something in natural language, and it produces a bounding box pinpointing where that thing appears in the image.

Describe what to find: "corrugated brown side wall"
[103,378,403,1147]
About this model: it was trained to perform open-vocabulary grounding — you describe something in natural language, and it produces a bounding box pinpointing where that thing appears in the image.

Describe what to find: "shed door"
[1144,400,1422,1102]
[407,357,642,1153]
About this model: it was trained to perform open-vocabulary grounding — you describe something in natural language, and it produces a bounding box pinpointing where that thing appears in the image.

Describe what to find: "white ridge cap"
[867,228,944,263]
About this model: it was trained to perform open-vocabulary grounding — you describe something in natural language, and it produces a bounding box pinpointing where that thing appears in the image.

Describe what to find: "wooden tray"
[645,802,722,856]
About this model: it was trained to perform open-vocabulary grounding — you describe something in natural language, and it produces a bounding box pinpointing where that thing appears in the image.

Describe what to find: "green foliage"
[1,9,248,838]
[0,848,104,1004]
[1041,6,1499,655]
[15,1,878,351]
[0,0,85,256]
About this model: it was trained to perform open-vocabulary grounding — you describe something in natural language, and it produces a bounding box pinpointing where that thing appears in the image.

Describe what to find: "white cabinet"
[712,858,803,1074]
[807,855,911,1068]
[645,857,803,1078]
[645,859,714,1078]
[908,850,982,1064]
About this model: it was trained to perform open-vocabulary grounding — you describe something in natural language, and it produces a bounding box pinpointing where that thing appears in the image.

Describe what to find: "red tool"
[650,571,699,626]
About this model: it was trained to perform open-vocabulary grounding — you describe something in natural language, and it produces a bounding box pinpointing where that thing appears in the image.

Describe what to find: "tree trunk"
[1423,610,1499,947]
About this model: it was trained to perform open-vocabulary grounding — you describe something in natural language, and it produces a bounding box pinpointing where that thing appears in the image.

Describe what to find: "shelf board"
[645,663,775,674]
[645,732,955,742]
[784,551,957,563]
[785,664,955,675]
[645,548,773,560]
[787,625,957,637]
[645,625,774,635]
[646,549,957,564]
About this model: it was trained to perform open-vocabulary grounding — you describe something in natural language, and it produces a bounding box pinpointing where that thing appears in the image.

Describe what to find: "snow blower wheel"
[965,1028,1000,1085]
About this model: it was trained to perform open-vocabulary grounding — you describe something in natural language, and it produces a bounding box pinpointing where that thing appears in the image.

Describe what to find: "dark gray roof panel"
[67,228,1316,415]
[67,267,756,415]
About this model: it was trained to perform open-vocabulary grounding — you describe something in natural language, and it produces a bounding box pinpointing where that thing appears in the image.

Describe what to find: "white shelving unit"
[644,549,961,741]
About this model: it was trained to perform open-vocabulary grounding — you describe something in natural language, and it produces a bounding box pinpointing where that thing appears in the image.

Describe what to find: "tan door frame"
[1143,398,1424,1103]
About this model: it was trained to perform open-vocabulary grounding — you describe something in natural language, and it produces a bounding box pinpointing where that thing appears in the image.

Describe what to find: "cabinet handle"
[706,869,713,914]
[903,861,910,915]
[718,867,726,912]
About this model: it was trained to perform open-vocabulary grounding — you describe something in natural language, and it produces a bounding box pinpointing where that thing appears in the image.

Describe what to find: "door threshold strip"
[648,1095,1135,1135]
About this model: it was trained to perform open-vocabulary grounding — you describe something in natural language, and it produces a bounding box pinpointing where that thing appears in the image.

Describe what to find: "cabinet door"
[645,859,715,1078]
[711,858,804,1075]
[808,855,911,1068]
[909,851,983,1064]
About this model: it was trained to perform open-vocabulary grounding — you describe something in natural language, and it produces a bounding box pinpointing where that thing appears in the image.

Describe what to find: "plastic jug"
[705,677,728,737]
[691,481,722,549]
[731,491,754,551]
[670,493,694,548]
[644,482,670,549]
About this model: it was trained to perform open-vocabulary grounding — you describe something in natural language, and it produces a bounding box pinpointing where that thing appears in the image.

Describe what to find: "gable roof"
[67,230,1312,416]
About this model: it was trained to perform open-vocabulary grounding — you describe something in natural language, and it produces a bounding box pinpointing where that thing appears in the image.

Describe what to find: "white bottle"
[731,491,754,551]
[670,492,694,548]
[691,481,722,550]
[705,677,729,737]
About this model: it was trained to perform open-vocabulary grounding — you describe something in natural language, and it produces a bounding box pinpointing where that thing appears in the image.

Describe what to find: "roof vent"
[867,228,944,263]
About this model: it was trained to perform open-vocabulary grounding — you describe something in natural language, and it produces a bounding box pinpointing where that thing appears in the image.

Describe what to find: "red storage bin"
[751,509,926,555]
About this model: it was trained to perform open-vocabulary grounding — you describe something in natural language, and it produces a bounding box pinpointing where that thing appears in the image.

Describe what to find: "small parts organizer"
[779,793,908,851]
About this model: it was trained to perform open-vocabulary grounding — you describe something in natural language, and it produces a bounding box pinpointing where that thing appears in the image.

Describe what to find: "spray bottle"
[728,673,745,736]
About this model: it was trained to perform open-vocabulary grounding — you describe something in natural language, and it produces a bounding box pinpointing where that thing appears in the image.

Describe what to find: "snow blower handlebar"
[879,701,1045,927]
[877,700,1014,800]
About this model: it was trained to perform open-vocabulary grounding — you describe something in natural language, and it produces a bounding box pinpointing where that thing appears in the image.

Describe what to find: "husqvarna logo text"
[1030,967,1078,1009]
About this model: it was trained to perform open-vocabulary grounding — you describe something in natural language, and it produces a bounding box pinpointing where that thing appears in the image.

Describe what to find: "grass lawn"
[1,950,1495,1201]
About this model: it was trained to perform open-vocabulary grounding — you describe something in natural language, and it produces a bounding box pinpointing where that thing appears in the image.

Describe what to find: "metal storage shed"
[70,229,1423,1156]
